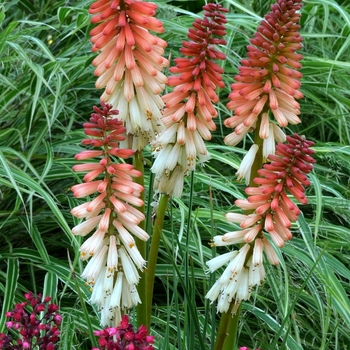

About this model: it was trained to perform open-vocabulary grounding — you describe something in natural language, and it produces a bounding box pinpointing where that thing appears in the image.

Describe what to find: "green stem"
[222,304,242,350]
[185,171,195,349]
[214,305,242,350]
[133,151,147,328]
[214,303,234,350]
[145,193,169,330]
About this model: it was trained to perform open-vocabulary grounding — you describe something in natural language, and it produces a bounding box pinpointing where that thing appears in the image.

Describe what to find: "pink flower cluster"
[0,292,61,350]
[92,315,154,350]
[225,0,303,147]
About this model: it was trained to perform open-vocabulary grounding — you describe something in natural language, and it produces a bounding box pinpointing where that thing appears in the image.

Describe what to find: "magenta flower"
[92,315,154,350]
[0,292,61,350]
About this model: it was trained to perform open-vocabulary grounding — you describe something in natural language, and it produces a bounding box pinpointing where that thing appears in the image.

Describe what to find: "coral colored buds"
[151,3,228,197]
[206,134,315,312]
[225,0,303,146]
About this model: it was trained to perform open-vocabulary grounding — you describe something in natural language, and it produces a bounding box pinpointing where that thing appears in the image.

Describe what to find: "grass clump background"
[0,0,350,349]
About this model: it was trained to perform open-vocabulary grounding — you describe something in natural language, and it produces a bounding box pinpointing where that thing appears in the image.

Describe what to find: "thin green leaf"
[0,258,19,332]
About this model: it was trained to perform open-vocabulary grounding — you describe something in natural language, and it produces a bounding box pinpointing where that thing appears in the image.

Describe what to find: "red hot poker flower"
[165,4,228,111]
[89,0,169,150]
[151,4,228,197]
[230,134,315,248]
[225,0,303,147]
[71,102,149,326]
[206,134,315,312]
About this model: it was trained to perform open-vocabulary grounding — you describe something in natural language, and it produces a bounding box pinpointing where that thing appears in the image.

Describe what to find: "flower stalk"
[145,193,169,329]
[88,1,169,325]
[143,2,228,331]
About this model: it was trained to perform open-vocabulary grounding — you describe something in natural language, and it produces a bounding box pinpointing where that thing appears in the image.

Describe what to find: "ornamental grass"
[1,0,350,349]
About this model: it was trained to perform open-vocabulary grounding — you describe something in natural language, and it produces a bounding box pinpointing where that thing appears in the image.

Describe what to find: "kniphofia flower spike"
[151,4,228,197]
[71,102,149,326]
[206,134,315,312]
[224,0,303,184]
[89,0,169,150]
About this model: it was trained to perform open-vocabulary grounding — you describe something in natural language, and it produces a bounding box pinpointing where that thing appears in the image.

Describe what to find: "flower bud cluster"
[206,134,315,312]
[0,292,61,350]
[92,315,154,350]
[71,102,149,326]
[89,0,169,150]
[224,0,303,148]
[151,4,228,197]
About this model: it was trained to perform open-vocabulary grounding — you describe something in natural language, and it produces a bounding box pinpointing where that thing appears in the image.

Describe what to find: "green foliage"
[0,0,349,349]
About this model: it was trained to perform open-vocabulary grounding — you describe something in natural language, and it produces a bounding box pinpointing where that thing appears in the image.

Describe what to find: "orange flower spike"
[206,134,315,312]
[70,102,150,326]
[89,0,169,150]
[225,0,303,147]
[151,4,228,197]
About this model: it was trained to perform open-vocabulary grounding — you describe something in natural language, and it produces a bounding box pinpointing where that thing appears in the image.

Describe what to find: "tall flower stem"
[214,303,234,350]
[223,303,242,350]
[145,193,169,329]
[208,5,309,346]
[184,171,195,349]
[133,150,147,327]
[215,303,242,350]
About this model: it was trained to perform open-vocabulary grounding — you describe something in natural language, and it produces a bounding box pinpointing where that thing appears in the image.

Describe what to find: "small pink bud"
[37,304,45,312]
[23,341,30,349]
[30,313,36,324]
[75,150,103,160]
